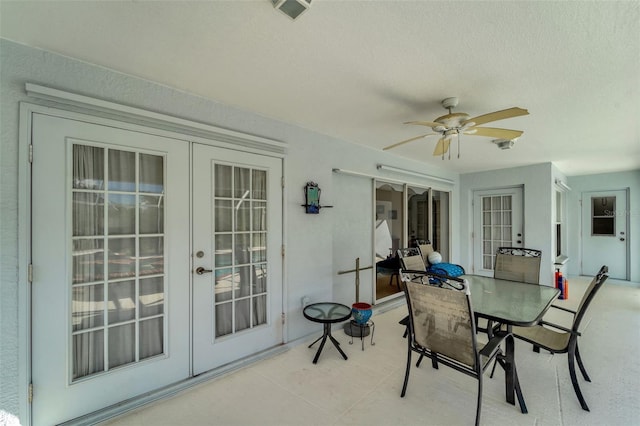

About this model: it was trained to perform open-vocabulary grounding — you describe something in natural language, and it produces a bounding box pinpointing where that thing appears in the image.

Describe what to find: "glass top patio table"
[463,275,560,327]
[462,274,560,414]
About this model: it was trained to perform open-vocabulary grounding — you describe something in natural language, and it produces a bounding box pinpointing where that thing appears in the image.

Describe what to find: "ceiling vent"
[271,0,311,20]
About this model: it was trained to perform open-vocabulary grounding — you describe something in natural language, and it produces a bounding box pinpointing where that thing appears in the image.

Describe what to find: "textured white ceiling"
[2,1,639,175]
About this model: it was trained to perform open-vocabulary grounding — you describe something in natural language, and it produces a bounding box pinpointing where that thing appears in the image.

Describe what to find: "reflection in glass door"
[407,186,429,245]
[212,164,268,337]
[375,181,404,258]
[374,181,405,300]
[432,190,450,261]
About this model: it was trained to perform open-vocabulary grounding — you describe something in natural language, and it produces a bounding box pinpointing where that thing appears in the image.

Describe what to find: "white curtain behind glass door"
[71,144,165,380]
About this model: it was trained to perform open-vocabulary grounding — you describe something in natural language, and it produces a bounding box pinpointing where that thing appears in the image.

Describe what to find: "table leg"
[503,330,527,414]
[312,336,327,364]
[329,333,348,360]
[308,335,324,348]
[310,323,348,363]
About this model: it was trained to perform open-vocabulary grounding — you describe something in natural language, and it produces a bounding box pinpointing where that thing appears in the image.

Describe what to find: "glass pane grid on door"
[481,195,513,269]
[213,165,268,338]
[71,144,165,381]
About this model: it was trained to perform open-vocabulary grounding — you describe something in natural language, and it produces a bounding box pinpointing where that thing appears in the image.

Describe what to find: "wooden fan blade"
[464,107,529,126]
[466,127,524,139]
[432,137,451,156]
[383,133,434,151]
[404,120,442,128]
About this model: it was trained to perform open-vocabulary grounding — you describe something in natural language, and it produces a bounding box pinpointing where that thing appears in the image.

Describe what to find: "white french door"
[472,187,524,275]
[192,144,283,374]
[30,112,284,423]
[31,113,191,424]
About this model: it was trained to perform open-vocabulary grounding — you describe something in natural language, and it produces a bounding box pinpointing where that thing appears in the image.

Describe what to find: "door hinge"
[281,176,285,188]
[29,144,33,163]
[281,245,285,257]
[281,312,285,325]
[28,382,33,403]
[28,263,33,283]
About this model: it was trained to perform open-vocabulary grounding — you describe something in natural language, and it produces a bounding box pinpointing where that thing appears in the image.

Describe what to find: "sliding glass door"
[374,181,451,302]
[432,190,450,261]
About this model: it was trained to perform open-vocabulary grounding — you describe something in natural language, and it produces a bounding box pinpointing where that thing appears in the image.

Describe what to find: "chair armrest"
[401,269,428,275]
[550,304,577,315]
[539,320,581,336]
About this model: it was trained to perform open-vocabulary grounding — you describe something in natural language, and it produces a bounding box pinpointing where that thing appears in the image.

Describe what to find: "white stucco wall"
[0,39,458,422]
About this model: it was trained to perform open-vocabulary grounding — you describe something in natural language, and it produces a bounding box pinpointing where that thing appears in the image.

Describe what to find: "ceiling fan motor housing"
[441,97,459,110]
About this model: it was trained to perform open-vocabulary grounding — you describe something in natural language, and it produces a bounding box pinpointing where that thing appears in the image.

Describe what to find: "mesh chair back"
[418,243,435,265]
[494,247,542,284]
[574,265,608,332]
[397,247,426,271]
[405,280,476,368]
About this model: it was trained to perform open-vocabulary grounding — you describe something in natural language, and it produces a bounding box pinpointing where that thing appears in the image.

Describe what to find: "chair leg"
[475,375,483,426]
[575,343,591,382]
[401,344,412,397]
[489,357,498,379]
[568,342,590,411]
[400,315,409,338]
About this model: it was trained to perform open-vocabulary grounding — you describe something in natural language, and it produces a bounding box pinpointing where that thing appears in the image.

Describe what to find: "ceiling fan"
[384,97,529,159]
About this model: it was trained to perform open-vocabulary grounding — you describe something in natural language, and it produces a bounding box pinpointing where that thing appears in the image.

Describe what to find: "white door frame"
[18,89,287,425]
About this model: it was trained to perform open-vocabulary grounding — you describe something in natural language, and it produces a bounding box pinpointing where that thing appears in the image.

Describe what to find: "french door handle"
[195,266,213,275]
